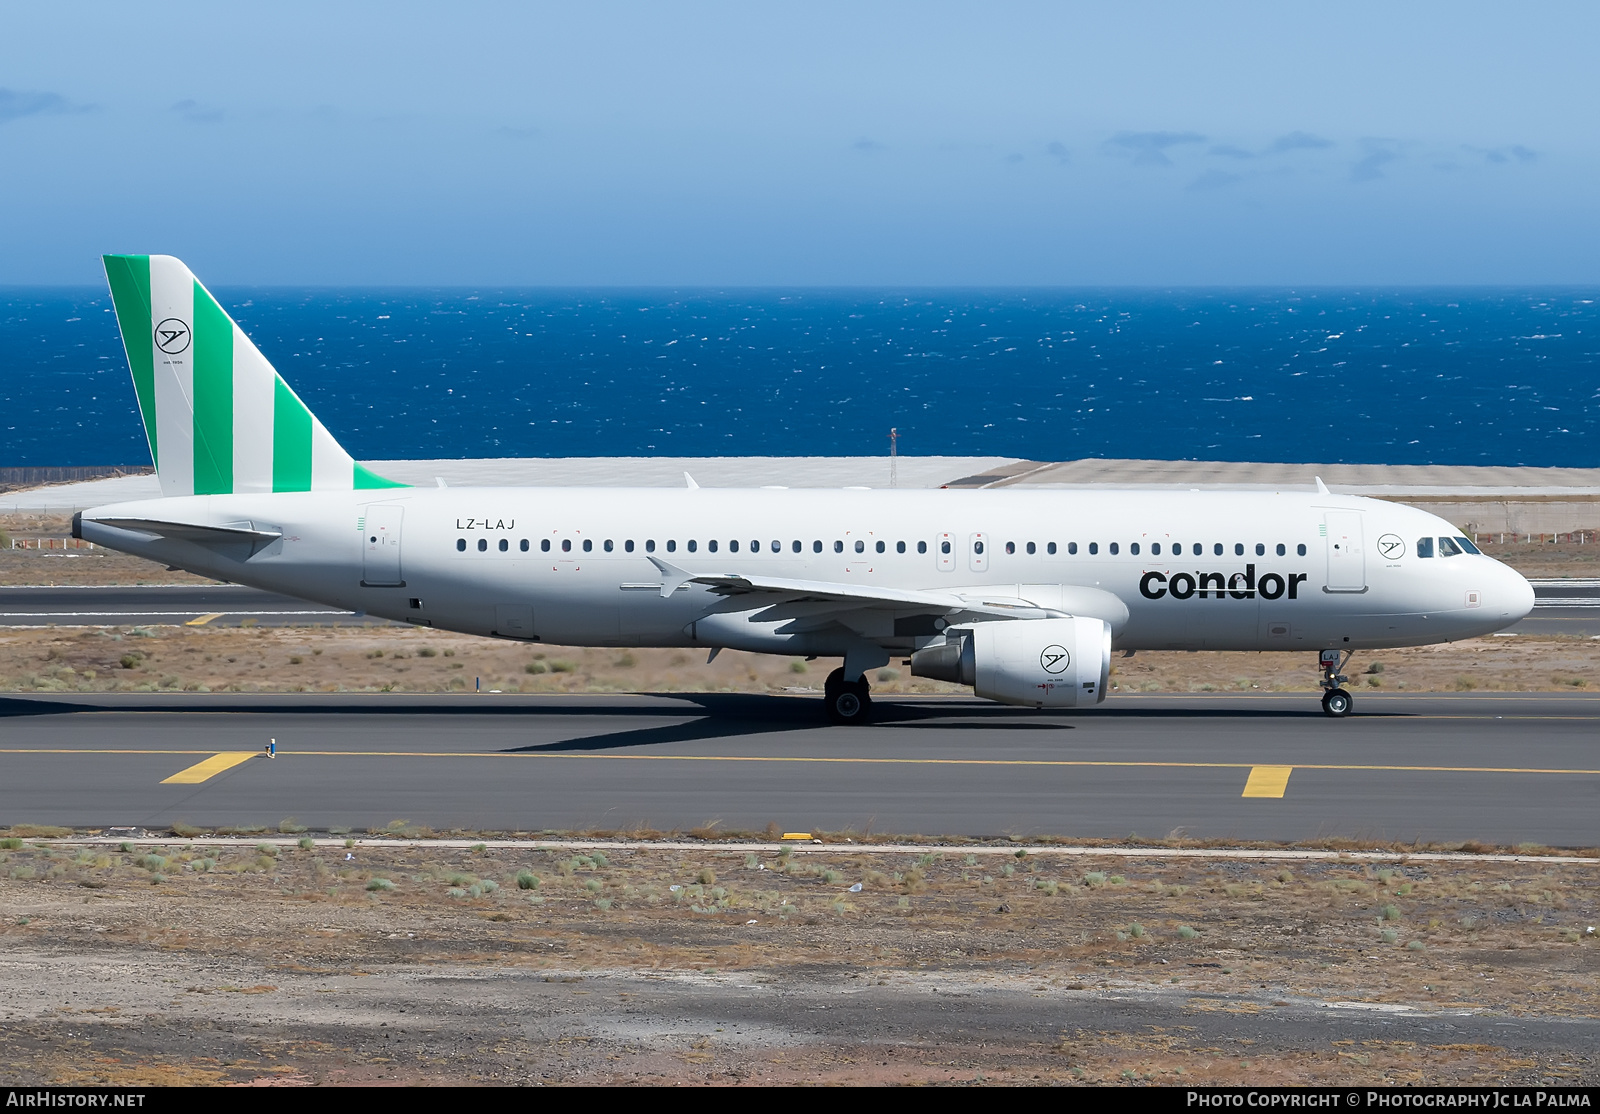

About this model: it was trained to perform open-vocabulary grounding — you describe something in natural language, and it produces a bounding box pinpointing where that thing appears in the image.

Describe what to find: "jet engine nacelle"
[909,616,1112,708]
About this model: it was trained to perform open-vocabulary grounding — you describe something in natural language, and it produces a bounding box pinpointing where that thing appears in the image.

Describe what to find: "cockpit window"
[1455,536,1481,555]
[1416,537,1434,558]
[1437,536,1462,557]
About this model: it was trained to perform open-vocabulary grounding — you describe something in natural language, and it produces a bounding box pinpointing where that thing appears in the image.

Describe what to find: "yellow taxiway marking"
[780,832,813,840]
[1241,766,1293,798]
[184,613,224,626]
[2,750,1598,778]
[159,751,256,784]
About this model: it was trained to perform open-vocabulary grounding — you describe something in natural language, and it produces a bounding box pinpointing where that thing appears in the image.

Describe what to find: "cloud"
[170,98,224,124]
[1350,144,1399,182]
[1208,144,1255,160]
[1187,169,1241,192]
[1103,130,1206,166]
[1264,130,1333,154]
[1046,141,1070,164]
[0,87,90,125]
[1471,144,1537,165]
[852,137,887,152]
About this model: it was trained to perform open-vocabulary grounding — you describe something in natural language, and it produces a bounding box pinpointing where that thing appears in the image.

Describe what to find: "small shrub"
[366,878,395,892]
[479,878,499,894]
[1365,662,1385,674]
[1380,929,1398,943]
[0,838,23,850]
[1035,880,1058,896]
[119,654,141,670]
[549,660,578,673]
[743,853,759,869]
[876,668,899,682]
[614,652,637,668]
[584,879,603,893]
[516,870,539,890]
[366,649,384,659]
[1406,940,1425,951]
[525,660,548,674]
[1128,923,1145,938]
[697,867,717,885]
[289,656,303,665]
[1380,904,1401,922]
[789,660,807,674]
[1108,874,1125,885]
[418,647,437,657]
[1275,869,1294,884]
[471,842,487,854]
[443,649,455,657]
[1452,676,1477,691]
[822,869,843,884]
[297,837,314,850]
[255,843,279,857]
[594,898,613,910]
[1083,871,1106,888]
[1177,925,1198,940]
[963,854,978,867]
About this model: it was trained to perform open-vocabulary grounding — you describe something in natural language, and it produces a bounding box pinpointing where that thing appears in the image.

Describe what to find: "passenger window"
[1088,542,1098,555]
[814,540,823,553]
[1152,543,1161,555]
[687,540,697,553]
[477,539,488,552]
[1416,537,1434,558]
[1066,542,1075,555]
[1129,542,1139,555]
[1438,537,1462,557]
[1047,541,1057,555]
[832,540,842,553]
[1297,543,1306,556]
[855,540,864,553]
[897,541,906,553]
[1026,541,1036,555]
[1456,536,1481,555]
[625,540,635,553]
[729,540,738,553]
[1005,541,1015,555]
[1234,543,1244,556]
[520,539,529,552]
[604,539,613,552]
[876,540,885,553]
[646,540,656,553]
[1109,542,1119,555]
[792,540,801,553]
[940,540,951,554]
[974,540,985,555]
[562,539,572,553]
[499,539,508,552]
[775,540,785,553]
[1275,543,1285,556]
[1213,543,1223,556]
[708,540,718,553]
[456,538,466,552]
[750,540,759,552]
[666,540,676,553]
[542,539,552,552]
[583,539,593,552]
[1255,543,1265,556]
[918,541,928,554]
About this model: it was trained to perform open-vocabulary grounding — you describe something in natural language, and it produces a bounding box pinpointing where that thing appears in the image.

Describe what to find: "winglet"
[647,555,693,598]
[1314,476,1330,495]
[684,472,700,490]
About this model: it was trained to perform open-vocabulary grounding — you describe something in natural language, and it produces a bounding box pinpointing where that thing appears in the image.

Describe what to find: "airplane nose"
[1502,565,1535,621]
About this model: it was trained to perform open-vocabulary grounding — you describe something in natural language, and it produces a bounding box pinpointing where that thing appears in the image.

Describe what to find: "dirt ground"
[0,836,1595,1086]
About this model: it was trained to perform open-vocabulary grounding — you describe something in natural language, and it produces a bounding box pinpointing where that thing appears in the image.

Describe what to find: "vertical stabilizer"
[101,254,404,497]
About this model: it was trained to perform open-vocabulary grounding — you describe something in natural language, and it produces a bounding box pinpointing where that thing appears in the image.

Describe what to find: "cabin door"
[362,505,405,586]
[1323,511,1366,592]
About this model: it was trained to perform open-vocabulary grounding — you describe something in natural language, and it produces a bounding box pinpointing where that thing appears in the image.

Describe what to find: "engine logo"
[154,318,191,355]
[1040,644,1070,673]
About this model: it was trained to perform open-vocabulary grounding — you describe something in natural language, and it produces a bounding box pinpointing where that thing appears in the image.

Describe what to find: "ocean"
[1,287,1596,468]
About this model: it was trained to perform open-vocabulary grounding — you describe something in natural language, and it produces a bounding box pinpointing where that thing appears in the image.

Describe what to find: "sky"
[2,1,1597,286]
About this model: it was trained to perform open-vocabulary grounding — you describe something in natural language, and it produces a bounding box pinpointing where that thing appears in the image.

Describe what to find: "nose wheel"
[824,668,873,726]
[1318,650,1354,718]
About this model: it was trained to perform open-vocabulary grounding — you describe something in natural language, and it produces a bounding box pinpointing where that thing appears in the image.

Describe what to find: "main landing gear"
[1319,649,1354,718]
[824,668,873,726]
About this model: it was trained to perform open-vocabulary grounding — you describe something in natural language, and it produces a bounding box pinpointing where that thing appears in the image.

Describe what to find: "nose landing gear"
[824,668,873,725]
[1319,649,1354,717]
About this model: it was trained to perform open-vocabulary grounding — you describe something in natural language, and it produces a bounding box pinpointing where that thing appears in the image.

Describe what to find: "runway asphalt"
[1,584,1595,634]
[1,691,1596,846]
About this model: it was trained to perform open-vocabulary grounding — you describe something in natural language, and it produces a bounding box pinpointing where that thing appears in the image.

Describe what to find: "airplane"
[74,255,1536,722]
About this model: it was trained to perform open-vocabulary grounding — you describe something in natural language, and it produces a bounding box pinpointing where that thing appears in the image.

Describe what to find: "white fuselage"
[79,486,1535,658]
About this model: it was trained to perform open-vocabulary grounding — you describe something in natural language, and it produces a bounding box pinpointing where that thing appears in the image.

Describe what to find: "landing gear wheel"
[1321,688,1353,718]
[823,668,873,726]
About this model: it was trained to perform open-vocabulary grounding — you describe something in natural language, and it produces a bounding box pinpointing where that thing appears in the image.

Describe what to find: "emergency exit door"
[362,505,405,586]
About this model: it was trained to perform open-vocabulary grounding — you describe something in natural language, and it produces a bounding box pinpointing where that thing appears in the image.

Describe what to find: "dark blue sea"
[2,288,1597,467]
